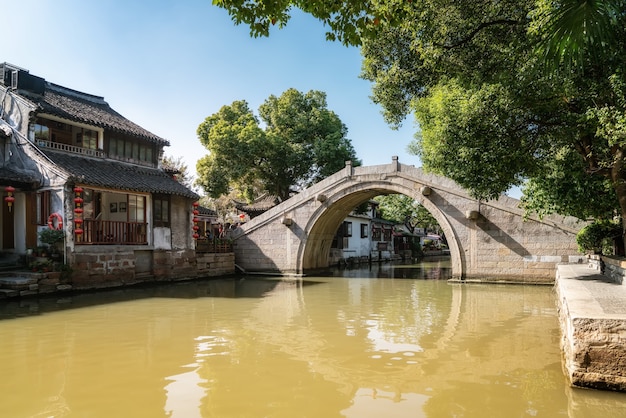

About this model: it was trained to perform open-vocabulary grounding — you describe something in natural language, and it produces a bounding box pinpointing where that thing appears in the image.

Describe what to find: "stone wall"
[599,255,626,284]
[67,247,235,290]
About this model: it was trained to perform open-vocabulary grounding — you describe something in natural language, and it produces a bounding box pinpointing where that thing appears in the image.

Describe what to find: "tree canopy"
[196,88,360,201]
[375,194,439,234]
[161,154,195,190]
[215,0,626,225]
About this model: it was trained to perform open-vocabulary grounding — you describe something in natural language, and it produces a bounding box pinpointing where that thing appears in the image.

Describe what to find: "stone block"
[19,290,38,297]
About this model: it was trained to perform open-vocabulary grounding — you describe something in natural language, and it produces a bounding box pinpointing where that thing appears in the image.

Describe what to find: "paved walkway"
[557,263,626,318]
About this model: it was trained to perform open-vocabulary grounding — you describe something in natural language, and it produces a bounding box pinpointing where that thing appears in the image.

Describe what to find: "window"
[153,195,170,227]
[77,129,98,149]
[128,195,146,223]
[34,191,51,225]
[360,223,368,238]
[125,140,133,158]
[344,221,352,237]
[372,226,381,242]
[33,124,49,142]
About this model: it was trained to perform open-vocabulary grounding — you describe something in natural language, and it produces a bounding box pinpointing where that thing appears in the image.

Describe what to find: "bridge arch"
[231,158,584,281]
[298,181,463,277]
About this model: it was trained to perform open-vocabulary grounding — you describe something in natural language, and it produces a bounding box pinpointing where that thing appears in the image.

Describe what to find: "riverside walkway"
[556,262,626,391]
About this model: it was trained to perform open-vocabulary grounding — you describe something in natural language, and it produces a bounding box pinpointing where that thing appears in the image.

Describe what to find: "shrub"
[39,229,65,252]
[576,220,622,254]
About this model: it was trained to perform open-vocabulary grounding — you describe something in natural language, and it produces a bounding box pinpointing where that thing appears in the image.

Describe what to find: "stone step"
[0,276,38,290]
[0,288,19,298]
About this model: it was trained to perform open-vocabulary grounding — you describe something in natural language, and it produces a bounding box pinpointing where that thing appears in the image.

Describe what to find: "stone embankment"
[0,252,235,299]
[556,258,626,392]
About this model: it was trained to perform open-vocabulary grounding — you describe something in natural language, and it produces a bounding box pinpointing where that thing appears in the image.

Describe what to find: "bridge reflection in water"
[1,262,625,417]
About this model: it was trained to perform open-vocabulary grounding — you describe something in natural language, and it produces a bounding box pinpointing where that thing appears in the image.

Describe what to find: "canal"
[1,260,626,417]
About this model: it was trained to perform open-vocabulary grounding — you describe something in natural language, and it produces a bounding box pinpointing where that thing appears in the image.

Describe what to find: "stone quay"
[556,259,626,391]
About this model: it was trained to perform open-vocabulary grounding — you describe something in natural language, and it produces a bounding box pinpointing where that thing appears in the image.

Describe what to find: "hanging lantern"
[73,186,85,239]
[4,186,15,212]
[4,195,14,211]
[192,202,201,240]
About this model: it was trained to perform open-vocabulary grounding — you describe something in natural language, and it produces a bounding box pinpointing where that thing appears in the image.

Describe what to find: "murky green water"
[1,260,626,417]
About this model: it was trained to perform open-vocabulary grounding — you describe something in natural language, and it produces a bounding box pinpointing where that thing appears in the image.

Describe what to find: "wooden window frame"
[153,194,170,227]
[34,190,51,225]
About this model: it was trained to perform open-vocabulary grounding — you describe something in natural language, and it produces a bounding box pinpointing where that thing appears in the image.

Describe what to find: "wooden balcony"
[37,139,106,158]
[76,220,148,245]
[36,139,156,167]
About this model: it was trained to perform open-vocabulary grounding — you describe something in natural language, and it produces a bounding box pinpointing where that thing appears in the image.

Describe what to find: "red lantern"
[193,225,199,231]
[192,201,200,207]
[4,195,14,211]
[74,228,84,235]
[74,218,84,225]
[4,186,15,212]
[74,197,84,204]
[193,217,199,223]
[73,186,83,194]
[193,233,199,239]
[74,208,84,214]
[193,209,199,215]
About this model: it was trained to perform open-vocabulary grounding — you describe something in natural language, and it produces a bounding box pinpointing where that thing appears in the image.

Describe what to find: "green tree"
[161,154,194,190]
[375,194,439,234]
[214,0,626,227]
[196,88,360,201]
[356,0,625,224]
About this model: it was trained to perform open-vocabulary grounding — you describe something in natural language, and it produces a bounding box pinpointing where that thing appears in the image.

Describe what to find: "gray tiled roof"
[43,149,199,199]
[0,167,41,189]
[33,83,169,146]
[197,206,217,217]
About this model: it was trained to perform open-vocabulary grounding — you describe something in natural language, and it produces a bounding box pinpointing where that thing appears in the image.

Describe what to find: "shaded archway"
[298,182,462,277]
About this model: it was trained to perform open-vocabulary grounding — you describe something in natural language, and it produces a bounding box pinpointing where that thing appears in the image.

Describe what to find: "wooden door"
[2,198,14,249]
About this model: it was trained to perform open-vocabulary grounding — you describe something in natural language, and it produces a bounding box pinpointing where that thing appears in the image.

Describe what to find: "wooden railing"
[37,140,106,158]
[36,140,155,167]
[195,239,233,253]
[76,220,148,245]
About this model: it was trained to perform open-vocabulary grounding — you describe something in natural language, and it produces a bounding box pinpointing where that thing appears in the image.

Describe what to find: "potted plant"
[39,228,65,257]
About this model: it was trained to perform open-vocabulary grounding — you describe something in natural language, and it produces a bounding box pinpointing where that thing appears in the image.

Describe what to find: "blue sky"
[4,0,419,184]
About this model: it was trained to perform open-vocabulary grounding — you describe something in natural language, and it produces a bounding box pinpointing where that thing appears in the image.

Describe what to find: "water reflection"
[1,261,626,417]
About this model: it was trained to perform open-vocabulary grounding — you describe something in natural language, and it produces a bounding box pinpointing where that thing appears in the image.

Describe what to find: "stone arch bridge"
[231,157,584,280]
